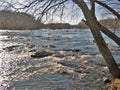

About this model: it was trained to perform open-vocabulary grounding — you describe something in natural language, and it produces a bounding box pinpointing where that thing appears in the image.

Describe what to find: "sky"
[0,0,119,25]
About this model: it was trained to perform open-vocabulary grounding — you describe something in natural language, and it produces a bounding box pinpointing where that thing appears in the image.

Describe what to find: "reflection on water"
[0,29,120,90]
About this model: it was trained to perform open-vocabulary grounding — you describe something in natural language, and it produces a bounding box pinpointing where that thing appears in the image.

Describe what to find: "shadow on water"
[7,74,73,90]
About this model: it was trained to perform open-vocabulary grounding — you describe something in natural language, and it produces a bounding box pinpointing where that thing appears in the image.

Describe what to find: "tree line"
[0,10,43,29]
[78,18,120,29]
[0,10,119,30]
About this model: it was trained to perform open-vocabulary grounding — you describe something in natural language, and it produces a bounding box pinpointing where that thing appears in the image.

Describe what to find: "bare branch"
[37,0,68,20]
[3,0,38,10]
[95,0,120,19]
[90,0,95,15]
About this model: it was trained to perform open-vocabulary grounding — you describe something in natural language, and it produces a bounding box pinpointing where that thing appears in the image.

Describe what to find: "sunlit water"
[0,29,120,90]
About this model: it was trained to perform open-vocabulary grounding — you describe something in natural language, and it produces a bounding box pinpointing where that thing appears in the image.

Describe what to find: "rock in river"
[31,51,53,58]
[3,45,21,52]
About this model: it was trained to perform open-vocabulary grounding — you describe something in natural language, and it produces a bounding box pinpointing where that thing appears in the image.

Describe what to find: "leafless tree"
[1,0,120,89]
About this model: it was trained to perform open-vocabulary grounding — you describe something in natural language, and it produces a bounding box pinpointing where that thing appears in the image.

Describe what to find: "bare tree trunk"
[89,22,120,78]
[83,19,120,46]
[73,0,120,78]
[91,0,120,46]
[98,23,120,46]
[94,0,120,46]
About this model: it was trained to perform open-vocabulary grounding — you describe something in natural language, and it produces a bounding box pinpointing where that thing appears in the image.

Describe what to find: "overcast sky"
[0,0,119,24]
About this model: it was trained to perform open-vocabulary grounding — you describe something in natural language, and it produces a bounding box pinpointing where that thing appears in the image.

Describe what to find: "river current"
[0,29,120,90]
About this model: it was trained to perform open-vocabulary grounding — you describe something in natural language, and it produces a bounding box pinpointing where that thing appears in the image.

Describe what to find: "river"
[0,29,120,90]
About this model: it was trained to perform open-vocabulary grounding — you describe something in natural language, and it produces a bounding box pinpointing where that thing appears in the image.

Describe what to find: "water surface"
[0,29,120,90]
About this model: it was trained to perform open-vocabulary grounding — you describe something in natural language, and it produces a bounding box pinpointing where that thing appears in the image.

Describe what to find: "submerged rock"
[103,77,111,84]
[3,45,20,52]
[42,45,56,48]
[57,61,79,69]
[52,54,65,58]
[25,44,35,48]
[28,49,36,52]
[31,51,53,58]
[61,49,80,52]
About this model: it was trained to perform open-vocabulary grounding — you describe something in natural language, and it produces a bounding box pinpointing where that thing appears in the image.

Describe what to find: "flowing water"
[0,29,120,90]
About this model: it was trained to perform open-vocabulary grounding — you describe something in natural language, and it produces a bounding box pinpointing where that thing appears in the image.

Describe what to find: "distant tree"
[0,10,43,29]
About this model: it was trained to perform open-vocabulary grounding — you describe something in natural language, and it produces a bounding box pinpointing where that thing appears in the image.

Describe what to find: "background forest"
[0,10,120,30]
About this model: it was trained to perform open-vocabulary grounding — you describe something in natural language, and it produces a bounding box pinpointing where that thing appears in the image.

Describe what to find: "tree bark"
[98,22,120,46]
[93,0,120,46]
[91,0,120,46]
[83,19,120,46]
[73,0,120,78]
